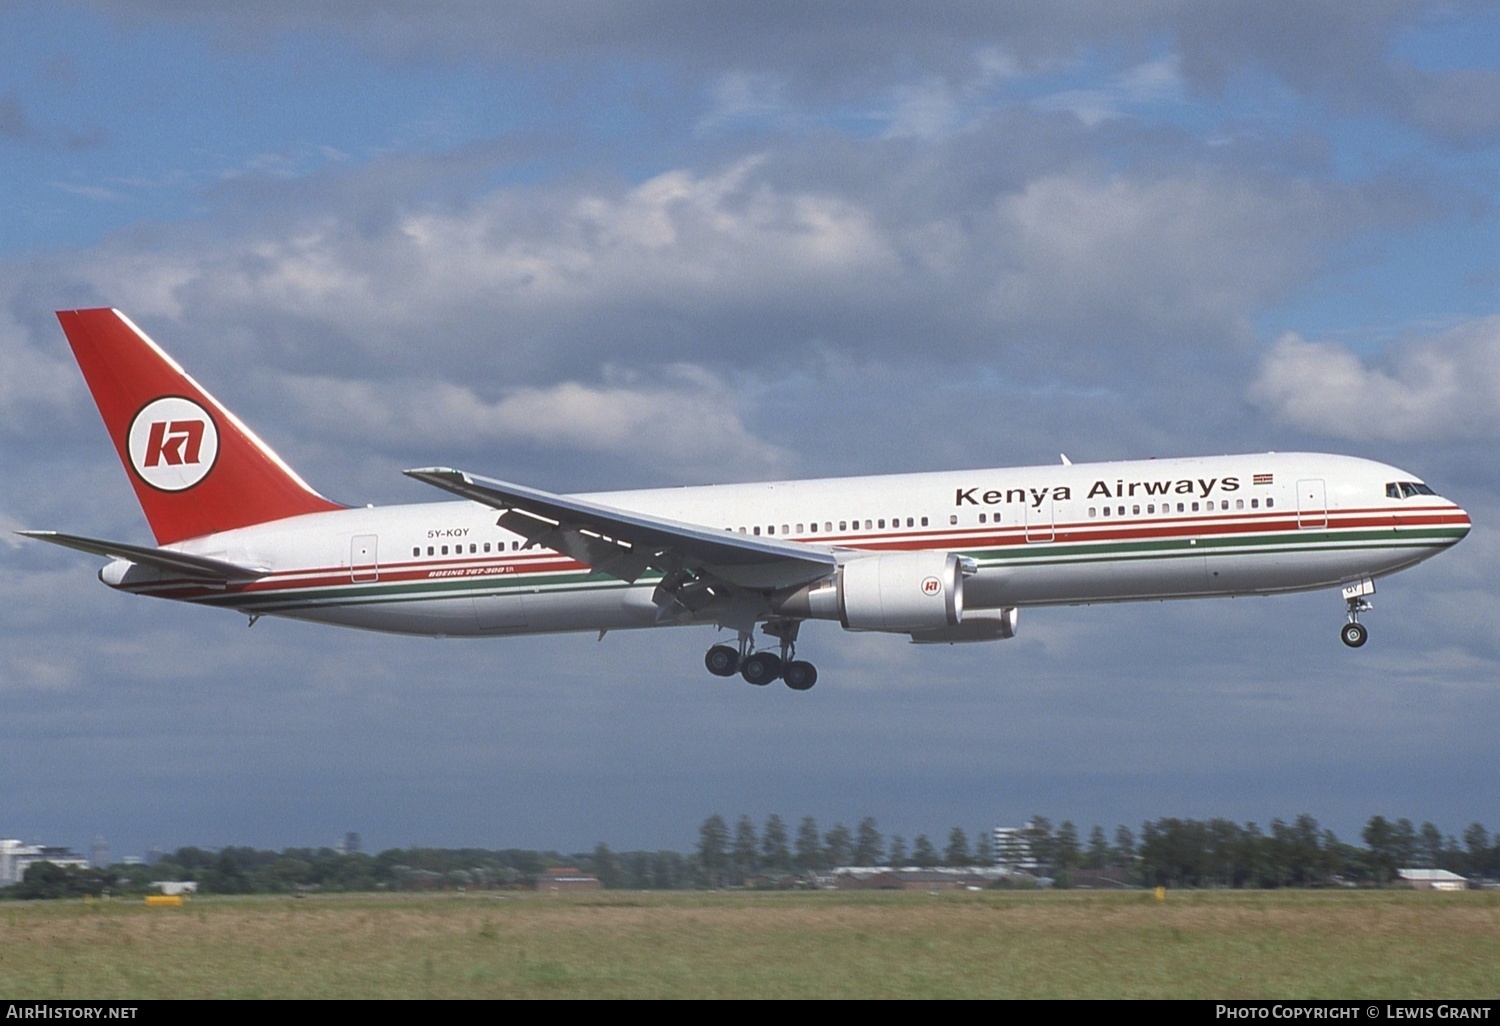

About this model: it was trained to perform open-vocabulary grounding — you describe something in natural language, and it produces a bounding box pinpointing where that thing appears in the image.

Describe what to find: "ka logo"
[920,576,942,596]
[128,396,219,491]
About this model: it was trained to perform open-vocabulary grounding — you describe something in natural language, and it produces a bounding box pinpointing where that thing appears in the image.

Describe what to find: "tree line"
[5,813,1497,898]
[694,812,1500,889]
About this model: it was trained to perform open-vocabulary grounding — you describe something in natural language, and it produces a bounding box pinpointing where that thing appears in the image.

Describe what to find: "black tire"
[782,660,817,691]
[740,652,782,686]
[1341,622,1368,648]
[704,644,740,677]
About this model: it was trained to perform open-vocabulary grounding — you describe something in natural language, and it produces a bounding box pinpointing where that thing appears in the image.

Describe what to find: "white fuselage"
[110,451,1469,638]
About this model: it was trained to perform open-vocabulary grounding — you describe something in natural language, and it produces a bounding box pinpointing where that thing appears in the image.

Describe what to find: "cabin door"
[1296,479,1327,529]
[1025,498,1055,542]
[351,534,379,582]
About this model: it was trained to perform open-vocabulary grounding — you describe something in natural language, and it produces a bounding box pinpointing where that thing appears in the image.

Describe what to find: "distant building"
[92,836,109,869]
[152,881,199,896]
[1397,868,1468,891]
[0,839,91,885]
[339,832,362,855]
[832,865,1037,890]
[538,867,601,892]
[993,824,1041,872]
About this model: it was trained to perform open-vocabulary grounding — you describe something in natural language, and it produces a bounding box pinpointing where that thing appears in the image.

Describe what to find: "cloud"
[1037,56,1185,126]
[280,366,792,482]
[1248,316,1500,440]
[0,93,106,151]
[6,147,1396,423]
[94,1,1498,143]
[980,168,1364,371]
[1398,66,1500,144]
[0,313,89,430]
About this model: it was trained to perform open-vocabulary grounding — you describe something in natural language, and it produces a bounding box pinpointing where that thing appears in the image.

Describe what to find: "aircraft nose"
[1454,503,1472,539]
[1441,498,1472,545]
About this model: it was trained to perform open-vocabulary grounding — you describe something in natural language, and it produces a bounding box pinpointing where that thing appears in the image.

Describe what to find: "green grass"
[2,889,1497,999]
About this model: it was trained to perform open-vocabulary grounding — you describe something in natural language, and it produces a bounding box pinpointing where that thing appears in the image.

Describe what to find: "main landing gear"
[703,620,818,690]
[1340,578,1374,648]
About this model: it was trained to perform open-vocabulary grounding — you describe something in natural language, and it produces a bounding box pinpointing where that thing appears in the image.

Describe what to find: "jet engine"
[776,550,969,632]
[909,607,1018,644]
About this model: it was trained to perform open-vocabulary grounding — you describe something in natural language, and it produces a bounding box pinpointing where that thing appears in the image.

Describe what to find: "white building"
[1397,868,1468,891]
[0,839,92,885]
[993,824,1041,872]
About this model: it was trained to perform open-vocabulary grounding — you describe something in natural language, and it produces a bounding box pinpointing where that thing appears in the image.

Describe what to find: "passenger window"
[948,515,957,526]
[441,545,449,555]
[1102,506,1111,517]
[977,514,986,524]
[1132,505,1140,515]
[427,546,434,556]
[825,522,833,532]
[1089,507,1097,518]
[1146,504,1154,514]
[879,519,887,529]
[1191,503,1199,513]
[1117,506,1125,516]
[754,526,761,536]
[796,523,804,534]
[920,517,928,527]
[412,547,420,557]
[808,523,817,533]
[1266,498,1274,508]
[864,520,872,530]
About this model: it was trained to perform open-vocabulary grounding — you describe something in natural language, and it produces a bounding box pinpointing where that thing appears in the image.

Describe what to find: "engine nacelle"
[909,607,1018,644]
[777,550,966,632]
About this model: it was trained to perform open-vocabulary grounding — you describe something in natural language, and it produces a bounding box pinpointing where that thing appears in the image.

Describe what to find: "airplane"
[23,309,1472,691]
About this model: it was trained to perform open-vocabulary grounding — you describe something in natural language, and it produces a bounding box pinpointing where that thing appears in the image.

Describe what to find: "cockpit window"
[1386,481,1436,499]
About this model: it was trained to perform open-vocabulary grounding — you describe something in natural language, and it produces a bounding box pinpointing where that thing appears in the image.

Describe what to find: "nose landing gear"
[1340,578,1374,648]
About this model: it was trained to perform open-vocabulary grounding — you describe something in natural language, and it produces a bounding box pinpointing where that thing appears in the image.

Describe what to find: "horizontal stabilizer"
[19,530,266,581]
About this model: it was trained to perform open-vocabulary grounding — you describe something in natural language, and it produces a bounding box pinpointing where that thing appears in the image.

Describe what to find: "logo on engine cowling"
[128,396,219,492]
[920,576,942,596]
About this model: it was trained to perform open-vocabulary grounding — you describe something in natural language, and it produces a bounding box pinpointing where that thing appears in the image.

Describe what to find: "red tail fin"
[57,309,344,544]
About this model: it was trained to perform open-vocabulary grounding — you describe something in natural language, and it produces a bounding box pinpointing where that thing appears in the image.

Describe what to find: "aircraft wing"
[19,530,266,581]
[403,468,837,593]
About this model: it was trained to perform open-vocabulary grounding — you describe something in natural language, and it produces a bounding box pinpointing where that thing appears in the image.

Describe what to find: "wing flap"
[403,467,836,590]
[19,530,266,581]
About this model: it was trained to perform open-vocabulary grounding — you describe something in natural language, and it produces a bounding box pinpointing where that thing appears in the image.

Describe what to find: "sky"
[2,1,1497,860]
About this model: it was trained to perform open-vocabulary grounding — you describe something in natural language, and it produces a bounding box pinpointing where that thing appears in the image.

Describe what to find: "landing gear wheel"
[705,644,740,677]
[740,651,782,686]
[1340,622,1368,648]
[782,660,817,691]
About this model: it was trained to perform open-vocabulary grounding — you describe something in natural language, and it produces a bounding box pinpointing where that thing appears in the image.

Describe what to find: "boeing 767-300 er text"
[23,309,1471,690]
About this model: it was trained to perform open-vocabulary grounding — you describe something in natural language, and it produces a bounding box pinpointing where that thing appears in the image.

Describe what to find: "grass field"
[3,889,1498,999]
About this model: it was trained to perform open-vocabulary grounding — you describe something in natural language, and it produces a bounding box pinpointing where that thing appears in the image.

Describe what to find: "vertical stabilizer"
[56,308,344,544]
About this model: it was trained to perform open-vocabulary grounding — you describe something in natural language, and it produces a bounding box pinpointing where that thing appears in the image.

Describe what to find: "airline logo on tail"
[127,396,219,491]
